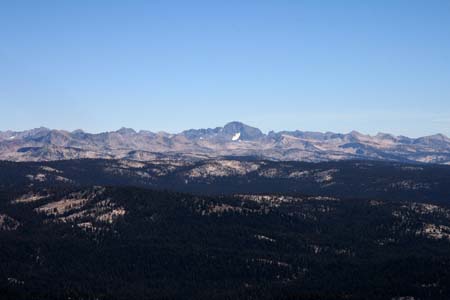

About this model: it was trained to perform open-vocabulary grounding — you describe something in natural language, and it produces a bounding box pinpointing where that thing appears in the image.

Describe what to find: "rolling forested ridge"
[1,158,450,299]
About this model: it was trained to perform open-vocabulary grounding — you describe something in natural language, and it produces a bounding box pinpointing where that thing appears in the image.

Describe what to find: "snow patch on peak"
[232,132,241,141]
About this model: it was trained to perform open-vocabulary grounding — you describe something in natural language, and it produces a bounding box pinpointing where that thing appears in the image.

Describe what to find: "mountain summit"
[222,121,264,141]
[0,122,449,164]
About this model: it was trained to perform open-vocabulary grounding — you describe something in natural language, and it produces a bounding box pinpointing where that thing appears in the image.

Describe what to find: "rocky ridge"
[1,122,450,164]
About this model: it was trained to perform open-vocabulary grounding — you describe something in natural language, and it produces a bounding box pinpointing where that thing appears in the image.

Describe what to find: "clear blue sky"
[1,0,450,137]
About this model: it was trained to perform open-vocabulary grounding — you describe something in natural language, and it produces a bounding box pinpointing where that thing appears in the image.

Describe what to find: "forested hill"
[2,186,450,299]
[1,158,450,203]
[2,158,450,299]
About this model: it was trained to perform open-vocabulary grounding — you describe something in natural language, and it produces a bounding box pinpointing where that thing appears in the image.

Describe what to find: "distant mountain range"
[1,121,450,164]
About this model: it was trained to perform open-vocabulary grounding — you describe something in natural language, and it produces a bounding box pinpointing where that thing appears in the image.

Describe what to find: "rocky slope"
[1,122,450,164]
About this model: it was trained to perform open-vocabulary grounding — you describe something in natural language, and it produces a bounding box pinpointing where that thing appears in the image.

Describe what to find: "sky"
[1,0,450,137]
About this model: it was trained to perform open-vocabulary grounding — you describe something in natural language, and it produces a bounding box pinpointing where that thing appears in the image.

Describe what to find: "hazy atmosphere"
[3,2,450,300]
[2,0,450,136]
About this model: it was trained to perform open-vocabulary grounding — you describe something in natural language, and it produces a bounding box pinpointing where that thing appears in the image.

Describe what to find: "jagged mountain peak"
[375,132,396,139]
[223,121,249,128]
[24,127,51,135]
[72,129,85,134]
[1,123,450,164]
[116,127,136,135]
[222,121,264,141]
[425,133,449,141]
[348,130,367,139]
[349,130,362,135]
